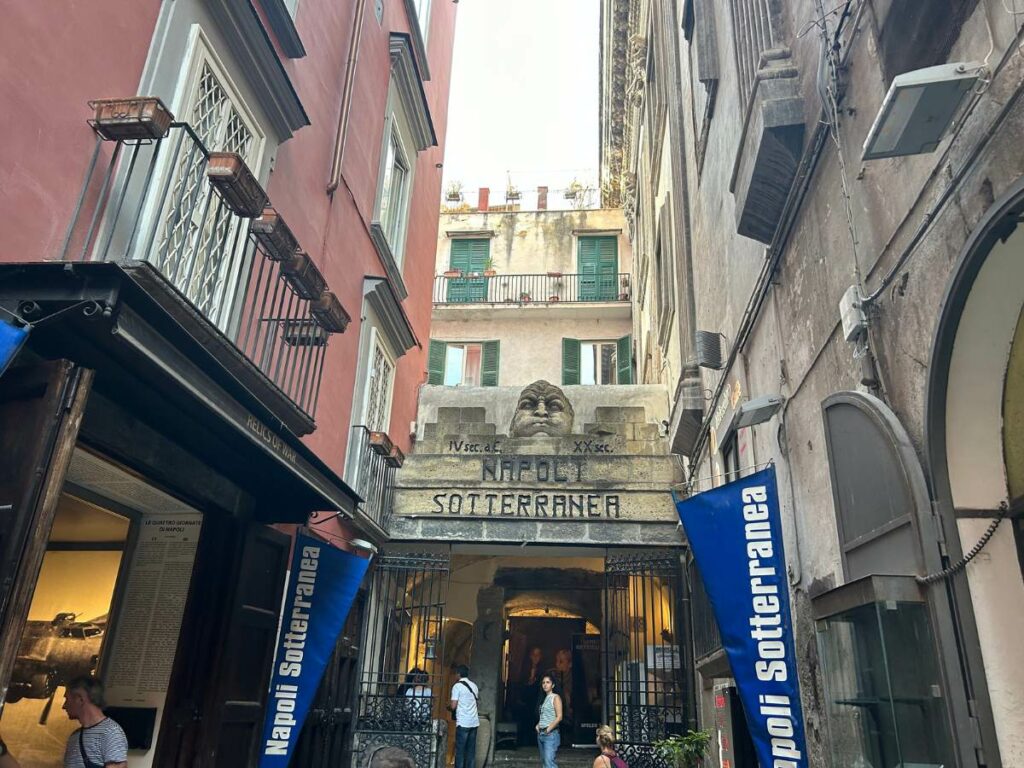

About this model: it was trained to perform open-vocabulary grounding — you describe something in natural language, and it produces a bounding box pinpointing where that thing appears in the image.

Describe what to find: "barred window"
[364,331,396,433]
[156,52,262,328]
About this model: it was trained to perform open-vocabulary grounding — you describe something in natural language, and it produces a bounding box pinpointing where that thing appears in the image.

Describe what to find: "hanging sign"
[0,319,28,378]
[258,533,371,767]
[675,466,807,768]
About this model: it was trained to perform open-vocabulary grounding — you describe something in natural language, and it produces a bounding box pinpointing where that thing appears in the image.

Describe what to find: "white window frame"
[580,340,619,386]
[359,327,398,433]
[443,342,484,387]
[136,26,268,330]
[414,0,432,42]
[372,84,417,269]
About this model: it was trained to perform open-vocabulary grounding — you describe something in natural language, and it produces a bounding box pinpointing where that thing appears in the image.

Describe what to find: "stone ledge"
[387,516,686,546]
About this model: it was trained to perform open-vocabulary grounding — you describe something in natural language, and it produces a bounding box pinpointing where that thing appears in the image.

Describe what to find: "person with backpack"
[535,674,563,768]
[593,725,628,768]
[450,665,479,768]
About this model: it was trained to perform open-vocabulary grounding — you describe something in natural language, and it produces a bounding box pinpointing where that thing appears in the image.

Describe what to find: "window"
[563,336,632,385]
[428,340,499,386]
[443,343,483,386]
[363,329,396,432]
[413,0,431,41]
[446,239,490,302]
[683,0,720,174]
[654,196,675,346]
[577,236,619,301]
[581,341,618,385]
[379,129,410,250]
[370,34,437,282]
[155,30,265,328]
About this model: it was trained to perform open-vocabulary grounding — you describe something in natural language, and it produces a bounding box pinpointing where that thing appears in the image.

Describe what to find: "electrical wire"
[916,507,1007,585]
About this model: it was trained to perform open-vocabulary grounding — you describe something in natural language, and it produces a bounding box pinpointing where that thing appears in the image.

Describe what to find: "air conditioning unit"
[862,62,982,160]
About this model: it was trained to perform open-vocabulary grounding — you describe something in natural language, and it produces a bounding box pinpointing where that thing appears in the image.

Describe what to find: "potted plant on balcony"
[483,257,496,277]
[89,96,174,141]
[445,180,463,202]
[546,270,564,278]
[655,730,712,768]
[443,268,463,278]
[519,291,531,303]
[548,295,560,303]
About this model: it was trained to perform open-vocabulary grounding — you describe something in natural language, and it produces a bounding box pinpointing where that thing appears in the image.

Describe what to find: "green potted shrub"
[483,257,496,277]
[654,730,712,768]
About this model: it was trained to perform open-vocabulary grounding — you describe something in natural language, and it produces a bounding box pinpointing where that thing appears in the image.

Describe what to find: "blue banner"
[259,533,371,767]
[0,320,28,378]
[675,466,807,768]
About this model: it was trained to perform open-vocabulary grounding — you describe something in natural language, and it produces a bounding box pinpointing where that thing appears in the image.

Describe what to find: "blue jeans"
[455,725,477,768]
[537,729,560,768]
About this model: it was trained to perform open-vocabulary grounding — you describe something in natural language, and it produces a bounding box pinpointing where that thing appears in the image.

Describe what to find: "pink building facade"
[0,0,456,764]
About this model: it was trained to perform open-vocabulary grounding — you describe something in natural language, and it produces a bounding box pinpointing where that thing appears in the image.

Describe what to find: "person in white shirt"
[450,664,479,768]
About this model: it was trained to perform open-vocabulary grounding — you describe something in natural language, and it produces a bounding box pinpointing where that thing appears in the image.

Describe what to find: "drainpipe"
[327,0,368,193]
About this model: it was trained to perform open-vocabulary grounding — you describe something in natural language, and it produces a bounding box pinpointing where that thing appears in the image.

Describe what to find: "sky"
[441,0,601,208]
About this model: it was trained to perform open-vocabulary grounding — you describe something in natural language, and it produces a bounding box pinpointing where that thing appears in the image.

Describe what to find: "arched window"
[821,392,929,580]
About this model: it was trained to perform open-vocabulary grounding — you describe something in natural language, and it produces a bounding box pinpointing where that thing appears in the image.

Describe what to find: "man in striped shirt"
[61,676,128,768]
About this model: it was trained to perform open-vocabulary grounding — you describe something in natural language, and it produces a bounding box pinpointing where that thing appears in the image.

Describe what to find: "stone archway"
[926,176,1024,766]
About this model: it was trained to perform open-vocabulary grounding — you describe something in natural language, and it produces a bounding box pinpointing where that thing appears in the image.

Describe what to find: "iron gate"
[354,549,451,767]
[604,552,688,767]
[289,593,365,767]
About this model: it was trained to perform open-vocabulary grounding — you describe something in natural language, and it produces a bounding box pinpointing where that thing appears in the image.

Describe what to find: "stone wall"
[394,385,683,546]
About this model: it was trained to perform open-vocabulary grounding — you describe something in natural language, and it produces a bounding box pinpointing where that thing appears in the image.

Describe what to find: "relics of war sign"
[390,382,684,545]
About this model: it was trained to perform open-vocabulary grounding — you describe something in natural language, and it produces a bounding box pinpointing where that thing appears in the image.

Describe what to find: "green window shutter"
[562,338,581,385]
[616,334,633,384]
[481,341,500,386]
[427,340,446,384]
[578,236,618,300]
[448,239,490,302]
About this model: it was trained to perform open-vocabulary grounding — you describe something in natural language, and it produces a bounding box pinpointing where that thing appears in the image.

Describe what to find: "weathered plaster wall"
[430,312,633,386]
[664,1,1024,763]
[436,208,632,275]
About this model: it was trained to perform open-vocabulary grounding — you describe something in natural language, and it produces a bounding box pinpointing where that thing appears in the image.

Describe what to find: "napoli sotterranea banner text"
[258,533,371,767]
[675,466,807,768]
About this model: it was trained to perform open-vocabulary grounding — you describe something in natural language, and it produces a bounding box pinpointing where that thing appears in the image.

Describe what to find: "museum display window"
[0,448,203,768]
[1,491,130,767]
[814,575,954,768]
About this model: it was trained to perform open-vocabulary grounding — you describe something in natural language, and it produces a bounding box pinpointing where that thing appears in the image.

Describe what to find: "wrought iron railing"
[348,426,401,532]
[690,561,722,661]
[61,121,347,422]
[432,272,631,305]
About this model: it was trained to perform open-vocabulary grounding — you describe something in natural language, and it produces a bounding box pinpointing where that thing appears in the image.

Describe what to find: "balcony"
[348,426,404,534]
[59,106,349,434]
[432,272,632,308]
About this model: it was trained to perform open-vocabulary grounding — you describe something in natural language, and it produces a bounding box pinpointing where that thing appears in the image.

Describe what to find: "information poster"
[105,515,202,706]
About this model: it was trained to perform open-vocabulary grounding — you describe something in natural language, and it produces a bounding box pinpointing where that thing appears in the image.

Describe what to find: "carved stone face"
[509,381,575,437]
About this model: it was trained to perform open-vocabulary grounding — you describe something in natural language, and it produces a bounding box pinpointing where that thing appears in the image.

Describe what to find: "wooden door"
[155,520,290,768]
[0,361,93,705]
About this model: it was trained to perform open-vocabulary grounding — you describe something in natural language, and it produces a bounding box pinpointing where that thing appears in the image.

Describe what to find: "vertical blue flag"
[675,466,807,768]
[0,320,29,378]
[258,533,371,767]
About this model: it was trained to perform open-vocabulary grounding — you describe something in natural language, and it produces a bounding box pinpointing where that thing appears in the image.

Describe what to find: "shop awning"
[0,262,360,523]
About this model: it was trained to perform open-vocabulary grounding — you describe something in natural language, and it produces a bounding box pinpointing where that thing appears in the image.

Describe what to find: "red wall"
[266,0,458,473]
[2,0,457,481]
[0,1,159,262]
